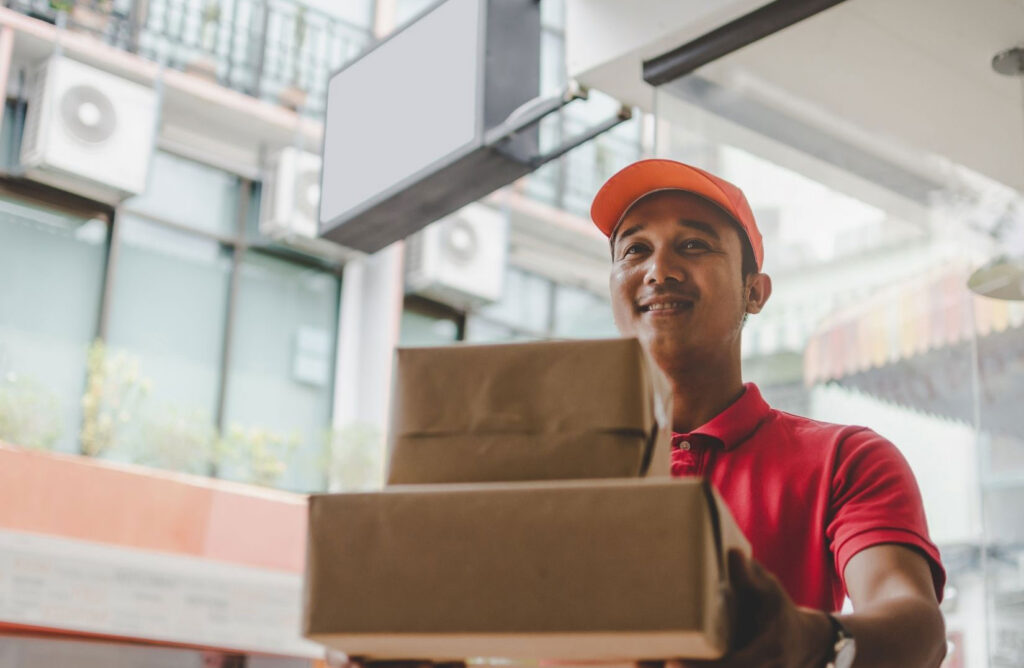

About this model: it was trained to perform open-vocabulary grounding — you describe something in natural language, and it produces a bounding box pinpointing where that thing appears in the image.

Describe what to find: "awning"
[804,266,1024,434]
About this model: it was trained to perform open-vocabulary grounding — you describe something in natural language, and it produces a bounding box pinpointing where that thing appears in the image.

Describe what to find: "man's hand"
[643,544,945,668]
[680,549,833,668]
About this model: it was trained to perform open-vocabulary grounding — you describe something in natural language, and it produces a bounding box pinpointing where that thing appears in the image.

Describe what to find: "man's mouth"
[639,300,694,313]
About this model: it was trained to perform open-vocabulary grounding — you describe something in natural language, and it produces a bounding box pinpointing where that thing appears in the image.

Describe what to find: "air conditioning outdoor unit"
[405,203,508,308]
[262,147,322,238]
[260,147,359,263]
[19,56,158,203]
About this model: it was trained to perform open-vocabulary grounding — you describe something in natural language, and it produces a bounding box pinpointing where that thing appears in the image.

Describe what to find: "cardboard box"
[303,477,750,661]
[386,338,672,484]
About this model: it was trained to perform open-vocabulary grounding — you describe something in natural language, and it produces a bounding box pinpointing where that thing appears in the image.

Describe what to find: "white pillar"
[328,0,405,492]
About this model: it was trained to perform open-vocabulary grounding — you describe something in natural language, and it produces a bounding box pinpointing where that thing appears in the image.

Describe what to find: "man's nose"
[644,245,686,285]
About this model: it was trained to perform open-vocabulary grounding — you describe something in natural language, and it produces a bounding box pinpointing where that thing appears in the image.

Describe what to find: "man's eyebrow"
[677,218,720,240]
[614,218,721,245]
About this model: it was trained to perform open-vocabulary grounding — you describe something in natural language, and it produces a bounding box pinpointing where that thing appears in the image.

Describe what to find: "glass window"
[220,251,340,492]
[0,196,107,453]
[400,309,460,347]
[463,317,539,344]
[474,267,552,335]
[394,0,436,27]
[302,0,374,29]
[541,0,565,30]
[100,215,232,469]
[552,285,618,339]
[650,30,1024,661]
[122,151,240,237]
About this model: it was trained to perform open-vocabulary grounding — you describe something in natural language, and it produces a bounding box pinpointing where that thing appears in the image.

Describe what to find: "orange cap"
[591,159,764,271]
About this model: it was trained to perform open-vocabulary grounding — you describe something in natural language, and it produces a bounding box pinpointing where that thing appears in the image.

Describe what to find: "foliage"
[79,340,151,457]
[200,0,222,51]
[222,423,301,487]
[0,374,63,450]
[289,5,308,86]
[134,407,219,475]
[325,421,383,492]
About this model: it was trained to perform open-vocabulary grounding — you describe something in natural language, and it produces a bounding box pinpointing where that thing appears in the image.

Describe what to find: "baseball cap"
[591,159,764,271]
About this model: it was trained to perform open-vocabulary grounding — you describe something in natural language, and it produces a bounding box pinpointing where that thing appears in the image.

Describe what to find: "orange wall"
[0,443,308,573]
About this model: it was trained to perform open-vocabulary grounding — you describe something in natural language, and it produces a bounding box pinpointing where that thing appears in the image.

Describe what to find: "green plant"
[200,0,221,52]
[0,374,63,450]
[325,421,383,491]
[134,408,218,475]
[79,340,151,457]
[222,423,301,487]
[290,5,307,86]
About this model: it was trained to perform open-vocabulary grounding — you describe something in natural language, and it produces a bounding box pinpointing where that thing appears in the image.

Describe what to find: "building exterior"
[1,0,1022,666]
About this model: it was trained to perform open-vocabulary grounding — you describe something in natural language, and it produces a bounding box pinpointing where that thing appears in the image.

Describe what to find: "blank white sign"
[320,0,482,227]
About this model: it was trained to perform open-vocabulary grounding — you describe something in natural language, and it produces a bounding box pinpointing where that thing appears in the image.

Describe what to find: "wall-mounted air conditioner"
[19,56,158,203]
[405,203,508,308]
[261,147,322,239]
[260,147,358,263]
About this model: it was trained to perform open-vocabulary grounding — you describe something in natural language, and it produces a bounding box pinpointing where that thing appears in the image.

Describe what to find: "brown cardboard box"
[303,477,750,661]
[386,338,672,484]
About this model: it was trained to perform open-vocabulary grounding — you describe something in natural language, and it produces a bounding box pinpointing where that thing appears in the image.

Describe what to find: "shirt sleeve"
[826,427,946,602]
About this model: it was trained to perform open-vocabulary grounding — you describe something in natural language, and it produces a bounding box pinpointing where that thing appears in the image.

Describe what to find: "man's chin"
[636,330,697,361]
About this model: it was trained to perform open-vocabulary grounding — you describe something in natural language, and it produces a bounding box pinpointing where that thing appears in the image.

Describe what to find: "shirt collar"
[673,382,771,451]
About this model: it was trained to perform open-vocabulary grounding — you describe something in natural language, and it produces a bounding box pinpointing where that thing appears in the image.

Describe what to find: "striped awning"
[804,265,1024,387]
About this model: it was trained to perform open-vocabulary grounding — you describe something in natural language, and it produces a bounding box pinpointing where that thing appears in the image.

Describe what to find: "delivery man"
[330,159,947,668]
[591,159,947,668]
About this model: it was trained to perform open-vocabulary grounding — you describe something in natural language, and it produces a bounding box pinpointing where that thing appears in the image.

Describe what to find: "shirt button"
[680,440,691,451]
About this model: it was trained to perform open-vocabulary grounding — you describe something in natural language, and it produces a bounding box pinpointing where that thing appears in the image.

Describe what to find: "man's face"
[608,190,765,373]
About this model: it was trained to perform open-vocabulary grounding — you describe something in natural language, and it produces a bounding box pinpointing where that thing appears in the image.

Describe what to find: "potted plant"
[186,0,222,81]
[278,5,308,111]
[69,0,113,38]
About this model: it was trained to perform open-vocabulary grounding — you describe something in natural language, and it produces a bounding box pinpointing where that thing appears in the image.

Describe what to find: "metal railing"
[5,0,373,118]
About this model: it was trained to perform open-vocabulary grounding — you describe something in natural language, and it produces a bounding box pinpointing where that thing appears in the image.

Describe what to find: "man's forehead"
[615,217,723,243]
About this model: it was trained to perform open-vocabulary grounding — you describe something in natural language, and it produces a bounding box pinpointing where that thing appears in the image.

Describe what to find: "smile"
[639,301,694,313]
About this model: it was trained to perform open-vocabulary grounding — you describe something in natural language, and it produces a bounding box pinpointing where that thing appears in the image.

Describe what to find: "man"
[592,159,946,667]
[330,159,947,668]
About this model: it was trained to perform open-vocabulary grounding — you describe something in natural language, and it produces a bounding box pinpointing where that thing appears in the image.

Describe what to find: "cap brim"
[591,159,738,238]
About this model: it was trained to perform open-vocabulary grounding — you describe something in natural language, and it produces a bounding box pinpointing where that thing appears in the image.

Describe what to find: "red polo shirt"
[671,383,945,612]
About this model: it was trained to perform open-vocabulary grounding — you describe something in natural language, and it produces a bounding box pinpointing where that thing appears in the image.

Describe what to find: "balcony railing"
[5,0,373,118]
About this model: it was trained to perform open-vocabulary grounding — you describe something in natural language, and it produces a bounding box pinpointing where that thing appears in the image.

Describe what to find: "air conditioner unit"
[261,147,322,239]
[19,56,158,203]
[259,147,359,263]
[405,203,508,308]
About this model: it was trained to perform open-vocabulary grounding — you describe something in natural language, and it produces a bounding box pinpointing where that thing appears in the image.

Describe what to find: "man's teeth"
[643,302,691,312]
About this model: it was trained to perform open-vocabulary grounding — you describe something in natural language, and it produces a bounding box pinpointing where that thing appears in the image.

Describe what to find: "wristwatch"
[824,614,856,668]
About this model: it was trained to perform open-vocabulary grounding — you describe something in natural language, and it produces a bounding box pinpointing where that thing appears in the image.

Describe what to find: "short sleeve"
[826,428,946,602]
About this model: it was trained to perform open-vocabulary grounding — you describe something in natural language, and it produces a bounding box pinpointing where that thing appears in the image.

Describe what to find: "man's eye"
[681,239,711,252]
[622,243,647,256]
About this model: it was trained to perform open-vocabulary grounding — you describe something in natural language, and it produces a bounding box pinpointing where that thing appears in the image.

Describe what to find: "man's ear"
[745,273,772,314]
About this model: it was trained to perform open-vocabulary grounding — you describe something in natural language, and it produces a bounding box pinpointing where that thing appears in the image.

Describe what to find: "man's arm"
[837,543,946,668]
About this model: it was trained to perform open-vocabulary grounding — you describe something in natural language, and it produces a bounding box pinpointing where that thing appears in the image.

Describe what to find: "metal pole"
[0,26,13,133]
[642,0,849,86]
[251,0,270,98]
[211,178,251,475]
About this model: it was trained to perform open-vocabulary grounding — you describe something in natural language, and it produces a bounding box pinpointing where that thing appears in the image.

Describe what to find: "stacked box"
[303,339,749,661]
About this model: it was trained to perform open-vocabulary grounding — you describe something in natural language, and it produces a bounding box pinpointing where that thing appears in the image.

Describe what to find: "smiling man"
[591,159,947,668]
